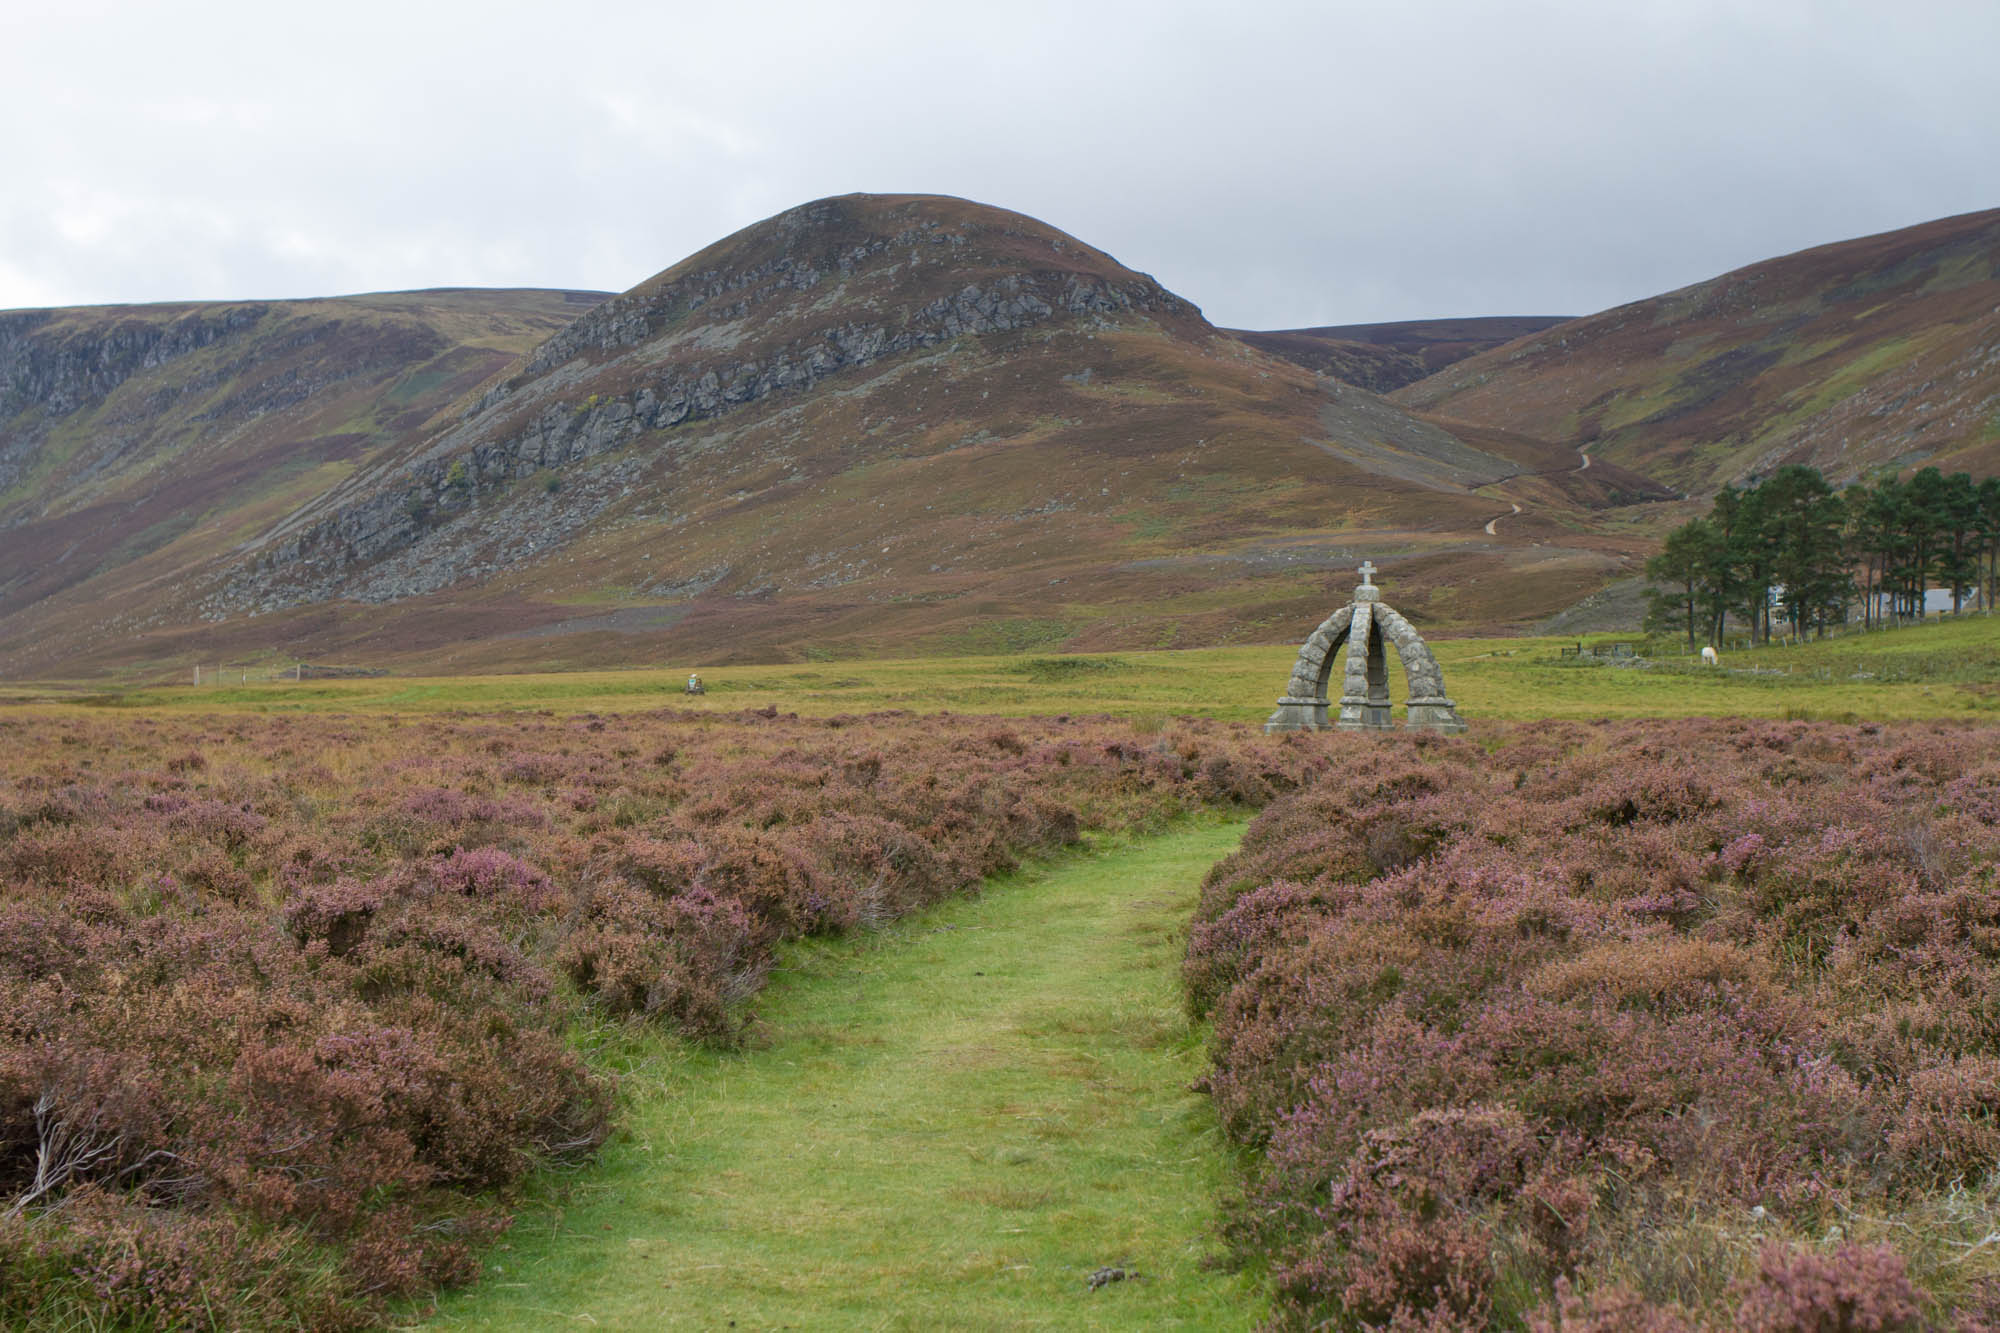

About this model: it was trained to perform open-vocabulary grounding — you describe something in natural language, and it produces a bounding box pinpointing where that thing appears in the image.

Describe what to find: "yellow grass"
[8,616,1994,724]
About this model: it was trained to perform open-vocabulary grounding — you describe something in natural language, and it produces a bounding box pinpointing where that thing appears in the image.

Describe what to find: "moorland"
[3,622,1999,1330]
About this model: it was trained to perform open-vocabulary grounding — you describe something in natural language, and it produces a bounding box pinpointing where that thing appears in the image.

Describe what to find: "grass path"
[419,819,1262,1331]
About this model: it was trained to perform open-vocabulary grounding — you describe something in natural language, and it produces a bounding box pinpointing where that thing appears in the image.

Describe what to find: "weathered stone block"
[1405,703,1469,734]
[1264,698,1329,732]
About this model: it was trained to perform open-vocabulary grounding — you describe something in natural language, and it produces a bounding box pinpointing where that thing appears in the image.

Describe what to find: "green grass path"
[420,819,1261,1331]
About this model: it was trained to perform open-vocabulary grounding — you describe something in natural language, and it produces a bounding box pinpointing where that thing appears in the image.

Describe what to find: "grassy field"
[415,820,1264,1331]
[9,615,1996,723]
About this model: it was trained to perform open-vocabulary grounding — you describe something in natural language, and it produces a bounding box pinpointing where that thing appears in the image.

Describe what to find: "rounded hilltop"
[628,191,1199,318]
[508,190,1212,388]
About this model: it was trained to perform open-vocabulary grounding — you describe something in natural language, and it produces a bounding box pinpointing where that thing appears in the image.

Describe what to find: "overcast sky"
[5,0,1997,329]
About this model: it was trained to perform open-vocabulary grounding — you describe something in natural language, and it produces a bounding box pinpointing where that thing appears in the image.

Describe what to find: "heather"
[0,707,1321,1329]
[1186,719,2000,1330]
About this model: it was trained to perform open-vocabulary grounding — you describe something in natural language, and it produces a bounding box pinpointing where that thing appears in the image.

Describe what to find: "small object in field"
[685,672,705,695]
[1702,645,1719,665]
[1265,561,1467,734]
[1087,1265,1135,1290]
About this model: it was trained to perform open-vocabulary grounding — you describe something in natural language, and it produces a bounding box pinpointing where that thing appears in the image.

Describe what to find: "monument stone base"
[1264,697,1330,732]
[1405,701,1469,734]
[1335,703,1394,731]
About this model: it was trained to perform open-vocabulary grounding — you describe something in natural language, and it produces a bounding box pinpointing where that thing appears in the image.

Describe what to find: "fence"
[1552,606,1993,667]
[1716,607,1992,653]
[188,663,388,685]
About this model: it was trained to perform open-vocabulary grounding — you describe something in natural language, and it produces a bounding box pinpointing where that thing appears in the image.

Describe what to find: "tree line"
[1646,465,2000,648]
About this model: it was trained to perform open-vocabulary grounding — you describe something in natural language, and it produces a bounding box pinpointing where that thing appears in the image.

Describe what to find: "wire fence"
[1555,607,1995,667]
[186,663,389,685]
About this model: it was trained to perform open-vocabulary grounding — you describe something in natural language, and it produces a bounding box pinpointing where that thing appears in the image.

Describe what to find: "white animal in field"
[1701,645,1719,666]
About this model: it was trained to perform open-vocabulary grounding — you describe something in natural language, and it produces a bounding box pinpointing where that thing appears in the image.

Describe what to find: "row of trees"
[1645,465,2000,648]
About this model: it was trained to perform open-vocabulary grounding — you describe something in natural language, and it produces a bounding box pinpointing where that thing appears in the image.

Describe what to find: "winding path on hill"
[423,820,1262,1331]
[1484,502,1522,535]
[1477,445,1594,538]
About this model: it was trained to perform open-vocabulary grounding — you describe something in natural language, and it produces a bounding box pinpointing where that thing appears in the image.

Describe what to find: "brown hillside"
[1395,209,2000,491]
[0,197,1652,677]
[0,288,605,635]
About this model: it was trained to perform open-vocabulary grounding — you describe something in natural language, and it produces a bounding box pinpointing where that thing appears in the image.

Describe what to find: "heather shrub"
[1529,1279,1697,1333]
[284,877,386,955]
[0,1186,366,1332]
[425,845,563,914]
[1732,1243,1920,1332]
[786,809,964,930]
[4,819,138,888]
[1190,719,2000,1328]
[556,879,764,1039]
[0,707,1320,1326]
[154,795,270,849]
[1182,878,1338,1016]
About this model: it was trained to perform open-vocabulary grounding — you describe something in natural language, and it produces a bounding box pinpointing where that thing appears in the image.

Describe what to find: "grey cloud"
[3,0,1996,327]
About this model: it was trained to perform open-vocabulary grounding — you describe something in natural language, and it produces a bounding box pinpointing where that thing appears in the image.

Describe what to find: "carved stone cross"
[1358,560,1376,587]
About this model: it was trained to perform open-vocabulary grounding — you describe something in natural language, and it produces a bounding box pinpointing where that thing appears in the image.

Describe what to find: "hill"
[0,287,606,657]
[1395,208,2000,492]
[0,196,1655,678]
[1230,316,1570,392]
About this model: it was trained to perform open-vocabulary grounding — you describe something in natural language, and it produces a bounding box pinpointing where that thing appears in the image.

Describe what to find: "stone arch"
[1265,568,1467,734]
[1281,604,1353,706]
[1371,604,1450,706]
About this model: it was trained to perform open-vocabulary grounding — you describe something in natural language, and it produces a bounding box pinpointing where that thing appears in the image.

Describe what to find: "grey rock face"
[0,306,265,421]
[0,306,449,519]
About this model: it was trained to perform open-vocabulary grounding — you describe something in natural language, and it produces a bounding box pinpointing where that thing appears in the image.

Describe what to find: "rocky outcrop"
[500,198,1190,385]
[480,271,1160,450]
[0,306,266,419]
[0,307,455,521]
[0,307,267,505]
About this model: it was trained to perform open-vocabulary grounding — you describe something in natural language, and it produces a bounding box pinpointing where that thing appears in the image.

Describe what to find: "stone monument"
[1265,561,1468,734]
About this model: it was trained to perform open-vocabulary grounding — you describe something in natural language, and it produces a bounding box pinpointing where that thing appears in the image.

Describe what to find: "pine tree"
[1644,518,1719,649]
[1650,463,1988,644]
[1980,477,2000,613]
[1761,466,1849,636]
[1704,485,1747,645]
[1900,467,1951,619]
[1939,471,1983,613]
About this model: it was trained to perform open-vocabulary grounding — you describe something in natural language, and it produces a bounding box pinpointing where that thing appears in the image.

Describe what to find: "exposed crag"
[0,289,604,647]
[0,304,263,422]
